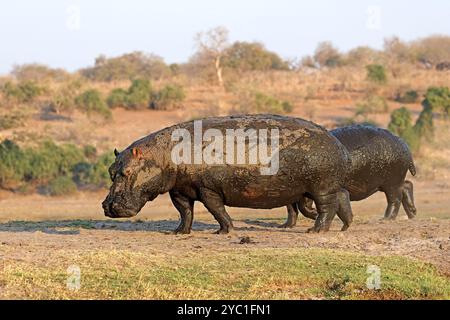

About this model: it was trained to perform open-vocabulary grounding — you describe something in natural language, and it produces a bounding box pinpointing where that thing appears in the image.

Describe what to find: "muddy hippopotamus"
[102,114,351,234]
[282,125,417,229]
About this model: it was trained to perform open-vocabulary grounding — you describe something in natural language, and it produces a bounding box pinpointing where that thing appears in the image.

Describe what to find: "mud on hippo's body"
[282,125,417,229]
[102,114,351,234]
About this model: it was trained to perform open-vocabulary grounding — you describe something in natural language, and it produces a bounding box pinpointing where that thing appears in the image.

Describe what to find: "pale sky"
[0,0,449,74]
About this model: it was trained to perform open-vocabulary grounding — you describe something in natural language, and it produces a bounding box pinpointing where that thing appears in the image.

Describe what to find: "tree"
[313,42,342,68]
[223,41,289,71]
[194,26,230,86]
[80,52,169,82]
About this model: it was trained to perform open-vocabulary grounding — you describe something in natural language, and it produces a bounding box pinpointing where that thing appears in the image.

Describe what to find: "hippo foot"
[278,222,295,229]
[307,224,330,233]
[173,226,191,234]
[340,224,350,232]
[214,226,233,234]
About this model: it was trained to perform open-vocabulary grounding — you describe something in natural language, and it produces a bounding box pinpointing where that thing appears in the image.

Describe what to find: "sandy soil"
[0,179,449,276]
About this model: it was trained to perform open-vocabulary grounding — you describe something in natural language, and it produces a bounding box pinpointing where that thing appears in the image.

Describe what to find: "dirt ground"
[0,179,449,277]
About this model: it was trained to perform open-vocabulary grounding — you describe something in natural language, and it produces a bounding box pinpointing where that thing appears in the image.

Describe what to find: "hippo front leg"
[199,188,234,234]
[307,193,338,233]
[170,191,194,234]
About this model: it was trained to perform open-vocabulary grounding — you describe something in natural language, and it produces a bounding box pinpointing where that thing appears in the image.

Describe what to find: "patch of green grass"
[0,248,448,299]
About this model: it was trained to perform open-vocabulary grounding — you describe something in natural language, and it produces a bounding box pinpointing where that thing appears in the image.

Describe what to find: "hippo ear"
[114,148,119,157]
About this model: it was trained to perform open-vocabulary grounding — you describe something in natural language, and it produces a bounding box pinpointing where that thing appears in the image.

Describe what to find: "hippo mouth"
[102,200,139,218]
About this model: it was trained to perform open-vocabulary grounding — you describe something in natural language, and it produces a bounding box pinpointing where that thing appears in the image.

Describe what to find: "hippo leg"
[299,197,318,220]
[383,186,403,220]
[307,193,338,233]
[199,188,234,234]
[280,197,318,228]
[336,189,353,231]
[279,204,299,228]
[401,180,417,219]
[170,191,194,234]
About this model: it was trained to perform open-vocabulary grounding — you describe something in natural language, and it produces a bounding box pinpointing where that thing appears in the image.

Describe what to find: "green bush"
[107,88,128,108]
[75,89,111,119]
[152,84,185,110]
[366,64,387,84]
[356,95,389,115]
[223,41,289,71]
[24,141,85,182]
[124,79,152,109]
[252,92,294,114]
[72,152,113,188]
[388,107,420,152]
[0,140,27,187]
[83,145,97,160]
[0,139,114,193]
[45,176,77,196]
[422,87,450,116]
[414,106,434,141]
[1,81,44,103]
[388,107,413,137]
[395,90,419,104]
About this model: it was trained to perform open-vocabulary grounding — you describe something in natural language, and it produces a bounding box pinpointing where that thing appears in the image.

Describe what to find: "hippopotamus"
[102,114,351,234]
[282,125,417,229]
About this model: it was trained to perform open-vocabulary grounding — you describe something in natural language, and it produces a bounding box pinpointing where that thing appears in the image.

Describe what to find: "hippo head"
[102,147,164,218]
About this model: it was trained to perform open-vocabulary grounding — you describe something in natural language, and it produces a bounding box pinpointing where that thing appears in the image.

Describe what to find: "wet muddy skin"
[283,125,417,230]
[102,114,351,234]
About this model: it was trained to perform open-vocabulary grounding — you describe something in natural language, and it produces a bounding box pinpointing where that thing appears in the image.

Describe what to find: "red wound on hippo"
[131,147,143,159]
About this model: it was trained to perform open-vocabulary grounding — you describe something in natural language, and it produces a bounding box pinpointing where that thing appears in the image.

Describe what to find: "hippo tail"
[408,161,417,176]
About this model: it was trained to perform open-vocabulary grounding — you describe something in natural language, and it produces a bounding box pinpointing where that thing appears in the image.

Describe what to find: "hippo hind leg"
[307,193,338,233]
[382,185,403,220]
[401,180,417,219]
[279,203,299,228]
[280,197,317,228]
[336,189,353,231]
[170,191,195,234]
[199,188,234,234]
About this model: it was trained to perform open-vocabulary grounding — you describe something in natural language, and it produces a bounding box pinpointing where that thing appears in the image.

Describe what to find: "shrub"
[72,152,113,188]
[11,63,69,82]
[107,88,128,108]
[366,64,387,84]
[75,89,111,119]
[45,176,77,196]
[125,79,152,109]
[313,42,342,68]
[395,90,419,104]
[252,92,294,114]
[0,140,27,187]
[151,84,185,110]
[1,81,44,103]
[356,95,389,115]
[24,141,85,183]
[0,139,114,192]
[414,106,434,141]
[388,107,421,152]
[83,145,97,160]
[0,111,28,130]
[223,41,289,71]
[388,107,413,137]
[80,52,170,82]
[422,87,450,116]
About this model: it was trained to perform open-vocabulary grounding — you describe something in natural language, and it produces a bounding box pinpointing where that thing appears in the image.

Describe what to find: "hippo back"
[331,125,414,200]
